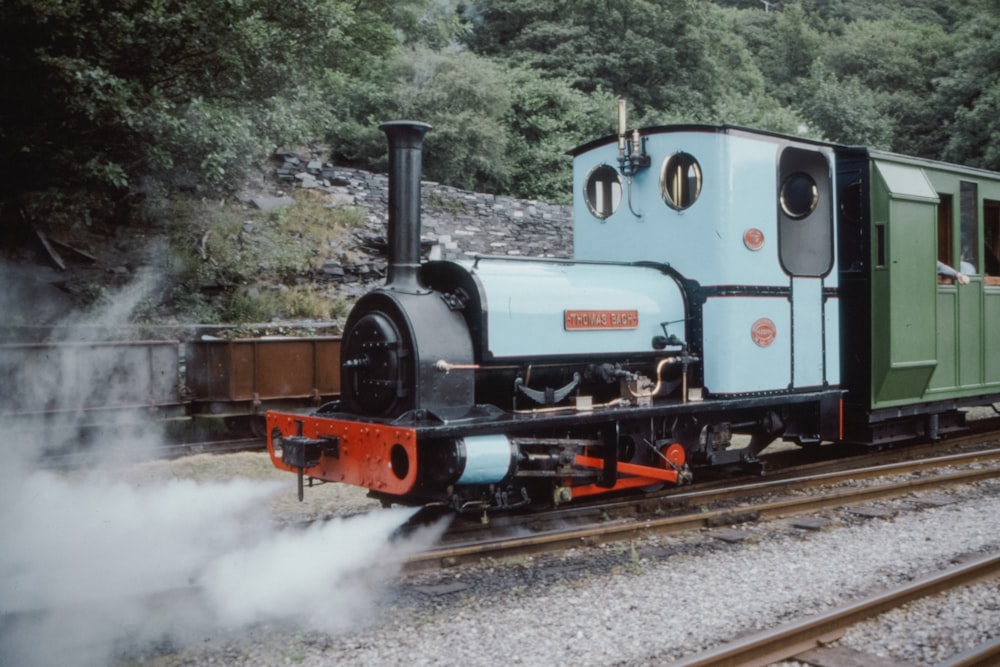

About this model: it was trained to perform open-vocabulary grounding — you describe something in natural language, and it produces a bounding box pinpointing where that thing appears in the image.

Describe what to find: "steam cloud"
[0,266,444,666]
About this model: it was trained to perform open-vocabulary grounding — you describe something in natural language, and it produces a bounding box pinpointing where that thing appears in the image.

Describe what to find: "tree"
[811,17,955,156]
[0,0,397,230]
[794,0,964,26]
[392,0,472,48]
[392,49,516,193]
[466,0,708,115]
[503,67,617,201]
[325,46,616,201]
[730,3,825,107]
[935,3,1000,170]
[465,0,794,132]
[800,65,894,147]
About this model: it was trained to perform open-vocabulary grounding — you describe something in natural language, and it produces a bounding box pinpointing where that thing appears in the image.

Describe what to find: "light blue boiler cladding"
[457,257,688,359]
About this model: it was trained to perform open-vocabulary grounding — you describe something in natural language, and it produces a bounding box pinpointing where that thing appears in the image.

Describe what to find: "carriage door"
[870,161,939,404]
[777,146,834,388]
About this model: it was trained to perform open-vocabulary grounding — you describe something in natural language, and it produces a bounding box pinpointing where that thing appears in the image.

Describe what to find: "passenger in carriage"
[937,260,971,285]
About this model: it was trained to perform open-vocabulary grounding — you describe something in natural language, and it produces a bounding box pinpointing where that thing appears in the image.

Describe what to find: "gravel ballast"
[4,453,999,667]
[151,464,1000,666]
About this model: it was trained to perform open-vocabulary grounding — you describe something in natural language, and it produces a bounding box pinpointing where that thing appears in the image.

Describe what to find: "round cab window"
[780,172,819,219]
[584,165,622,219]
[660,153,702,211]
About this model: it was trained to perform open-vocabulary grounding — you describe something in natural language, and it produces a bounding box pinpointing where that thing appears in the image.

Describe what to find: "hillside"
[0,152,573,335]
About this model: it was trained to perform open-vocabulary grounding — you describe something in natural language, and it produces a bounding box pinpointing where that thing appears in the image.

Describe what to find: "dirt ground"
[122,451,381,522]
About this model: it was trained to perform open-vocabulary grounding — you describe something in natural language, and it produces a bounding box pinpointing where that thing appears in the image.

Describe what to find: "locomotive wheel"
[642,443,687,493]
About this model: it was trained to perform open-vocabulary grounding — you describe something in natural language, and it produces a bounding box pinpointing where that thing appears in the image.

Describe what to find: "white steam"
[0,265,445,666]
[0,472,282,613]
[201,508,431,630]
[2,268,170,464]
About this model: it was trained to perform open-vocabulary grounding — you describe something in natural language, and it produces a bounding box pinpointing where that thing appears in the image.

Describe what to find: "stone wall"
[264,152,574,299]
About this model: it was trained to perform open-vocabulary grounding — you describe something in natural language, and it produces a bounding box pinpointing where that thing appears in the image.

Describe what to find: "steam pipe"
[379,120,433,292]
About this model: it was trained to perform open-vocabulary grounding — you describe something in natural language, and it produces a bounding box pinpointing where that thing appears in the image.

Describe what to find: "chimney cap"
[379,120,433,133]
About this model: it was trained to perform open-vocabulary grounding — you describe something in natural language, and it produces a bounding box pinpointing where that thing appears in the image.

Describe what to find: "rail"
[668,552,1000,667]
[404,447,1000,571]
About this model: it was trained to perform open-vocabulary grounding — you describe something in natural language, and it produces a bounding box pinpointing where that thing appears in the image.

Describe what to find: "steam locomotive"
[266,103,1000,512]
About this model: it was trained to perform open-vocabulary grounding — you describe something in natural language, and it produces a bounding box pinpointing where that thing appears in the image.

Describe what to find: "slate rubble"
[262,151,574,300]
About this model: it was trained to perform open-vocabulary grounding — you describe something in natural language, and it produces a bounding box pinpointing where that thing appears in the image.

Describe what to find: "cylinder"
[455,434,516,485]
[379,120,432,292]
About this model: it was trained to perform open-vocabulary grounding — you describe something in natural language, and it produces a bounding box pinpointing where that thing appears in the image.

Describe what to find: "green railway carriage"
[837,147,1000,443]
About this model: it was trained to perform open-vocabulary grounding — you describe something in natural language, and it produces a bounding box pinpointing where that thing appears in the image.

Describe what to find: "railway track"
[668,551,1000,667]
[38,435,266,467]
[156,435,265,458]
[385,442,1000,666]
[403,445,1000,572]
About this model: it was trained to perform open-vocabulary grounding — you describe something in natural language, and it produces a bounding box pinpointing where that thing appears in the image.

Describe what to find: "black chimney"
[379,120,432,292]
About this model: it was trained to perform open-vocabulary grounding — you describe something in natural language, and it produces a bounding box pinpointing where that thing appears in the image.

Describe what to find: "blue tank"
[440,257,688,360]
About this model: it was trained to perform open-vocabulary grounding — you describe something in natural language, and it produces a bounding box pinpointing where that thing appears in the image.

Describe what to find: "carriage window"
[960,181,979,275]
[937,193,953,272]
[985,200,1000,279]
[660,152,702,211]
[583,165,622,219]
[780,172,819,219]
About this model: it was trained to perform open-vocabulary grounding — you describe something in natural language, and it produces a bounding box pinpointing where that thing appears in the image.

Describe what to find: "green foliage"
[219,286,349,324]
[324,66,399,167]
[163,287,217,324]
[729,3,825,106]
[465,1,801,133]
[393,49,516,192]
[392,0,472,48]
[3,0,999,277]
[503,67,617,201]
[467,0,709,115]
[712,1,988,159]
[220,291,279,325]
[800,65,895,147]
[463,0,997,168]
[806,17,956,153]
[0,0,397,230]
[791,0,968,26]
[935,3,1000,171]
[148,189,363,323]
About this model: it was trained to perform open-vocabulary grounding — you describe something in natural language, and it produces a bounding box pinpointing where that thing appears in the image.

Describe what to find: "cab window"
[584,165,621,219]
